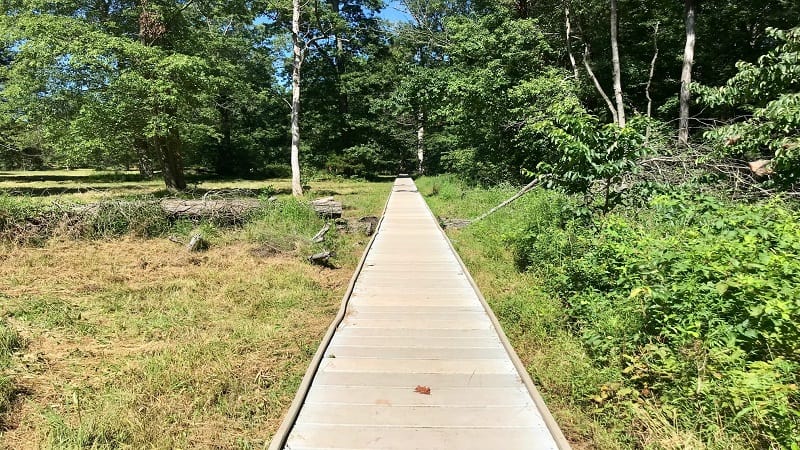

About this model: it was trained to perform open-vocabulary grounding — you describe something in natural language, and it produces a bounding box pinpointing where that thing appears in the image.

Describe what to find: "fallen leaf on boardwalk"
[414,385,431,395]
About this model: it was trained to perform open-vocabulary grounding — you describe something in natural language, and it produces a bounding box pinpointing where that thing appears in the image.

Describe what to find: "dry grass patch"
[0,237,354,448]
[0,177,390,448]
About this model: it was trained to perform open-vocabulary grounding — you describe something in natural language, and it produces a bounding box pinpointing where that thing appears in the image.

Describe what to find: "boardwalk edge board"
[267,187,392,450]
[419,182,572,450]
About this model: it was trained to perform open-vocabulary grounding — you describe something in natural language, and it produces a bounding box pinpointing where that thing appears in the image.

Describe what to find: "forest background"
[1,0,799,448]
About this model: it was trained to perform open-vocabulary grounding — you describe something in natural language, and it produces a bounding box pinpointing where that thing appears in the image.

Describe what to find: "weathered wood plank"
[286,424,555,450]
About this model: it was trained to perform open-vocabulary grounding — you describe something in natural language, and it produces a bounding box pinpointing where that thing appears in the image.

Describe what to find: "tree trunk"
[416,111,425,173]
[646,22,660,120]
[138,2,186,190]
[610,0,626,128]
[134,138,155,178]
[160,127,186,191]
[646,22,660,143]
[583,44,618,125]
[291,0,303,197]
[679,0,696,146]
[216,95,235,176]
[574,10,617,124]
[564,1,580,80]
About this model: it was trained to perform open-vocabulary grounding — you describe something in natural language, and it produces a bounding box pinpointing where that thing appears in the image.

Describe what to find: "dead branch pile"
[634,147,800,199]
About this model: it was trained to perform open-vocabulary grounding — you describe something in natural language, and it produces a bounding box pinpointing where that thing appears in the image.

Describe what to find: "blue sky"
[379,1,412,23]
[255,1,411,26]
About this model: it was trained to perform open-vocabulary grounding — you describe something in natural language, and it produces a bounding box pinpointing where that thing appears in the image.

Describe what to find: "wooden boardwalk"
[270,178,570,450]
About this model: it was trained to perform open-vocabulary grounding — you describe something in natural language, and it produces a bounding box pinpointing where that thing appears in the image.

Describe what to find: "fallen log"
[73,197,341,222]
[311,197,343,218]
[308,250,334,267]
[161,199,260,221]
[186,234,209,252]
[311,222,331,243]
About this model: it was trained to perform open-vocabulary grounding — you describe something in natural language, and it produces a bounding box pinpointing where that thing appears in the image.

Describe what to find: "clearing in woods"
[0,170,391,448]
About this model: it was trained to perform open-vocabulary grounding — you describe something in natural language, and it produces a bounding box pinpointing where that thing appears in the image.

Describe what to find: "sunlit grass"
[0,173,391,448]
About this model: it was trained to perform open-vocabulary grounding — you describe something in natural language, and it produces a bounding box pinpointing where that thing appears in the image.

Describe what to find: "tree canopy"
[0,0,797,194]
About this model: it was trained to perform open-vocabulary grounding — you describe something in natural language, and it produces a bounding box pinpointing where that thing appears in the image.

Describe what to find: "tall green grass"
[419,175,799,449]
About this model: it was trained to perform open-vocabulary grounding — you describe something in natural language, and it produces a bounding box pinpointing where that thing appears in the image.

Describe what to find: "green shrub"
[81,200,170,238]
[260,164,292,179]
[698,27,800,187]
[514,193,800,447]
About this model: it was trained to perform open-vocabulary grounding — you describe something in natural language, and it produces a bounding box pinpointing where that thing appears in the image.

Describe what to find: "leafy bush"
[526,111,648,213]
[514,193,800,447]
[697,27,800,187]
[260,164,293,179]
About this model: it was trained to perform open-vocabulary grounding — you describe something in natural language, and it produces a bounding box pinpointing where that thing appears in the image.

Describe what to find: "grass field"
[0,170,292,204]
[0,170,391,448]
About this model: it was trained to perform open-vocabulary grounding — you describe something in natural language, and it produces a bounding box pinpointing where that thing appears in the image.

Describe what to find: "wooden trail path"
[270,178,570,450]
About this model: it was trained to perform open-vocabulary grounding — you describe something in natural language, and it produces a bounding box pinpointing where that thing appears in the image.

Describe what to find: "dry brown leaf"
[414,385,431,395]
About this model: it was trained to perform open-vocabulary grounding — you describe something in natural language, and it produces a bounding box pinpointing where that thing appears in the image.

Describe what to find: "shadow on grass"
[0,186,154,197]
[0,172,149,184]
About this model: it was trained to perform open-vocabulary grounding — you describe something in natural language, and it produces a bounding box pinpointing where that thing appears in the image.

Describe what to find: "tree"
[610,0,625,128]
[291,0,303,196]
[698,27,800,186]
[0,1,219,189]
[678,0,696,146]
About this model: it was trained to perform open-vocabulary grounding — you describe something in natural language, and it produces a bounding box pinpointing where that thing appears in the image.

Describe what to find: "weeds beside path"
[418,175,799,449]
[417,175,625,449]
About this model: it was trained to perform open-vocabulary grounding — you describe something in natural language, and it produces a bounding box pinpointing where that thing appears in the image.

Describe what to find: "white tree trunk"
[679,0,696,146]
[416,111,425,173]
[291,0,303,197]
[610,0,625,128]
[564,1,580,79]
[646,22,660,120]
[645,22,660,144]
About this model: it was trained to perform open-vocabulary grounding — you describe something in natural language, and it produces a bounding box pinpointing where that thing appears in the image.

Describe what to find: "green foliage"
[0,1,286,184]
[514,193,800,447]
[523,105,646,212]
[698,27,800,186]
[432,14,559,182]
[325,143,397,178]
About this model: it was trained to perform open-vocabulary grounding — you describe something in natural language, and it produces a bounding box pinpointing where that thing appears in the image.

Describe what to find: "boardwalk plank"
[286,425,556,450]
